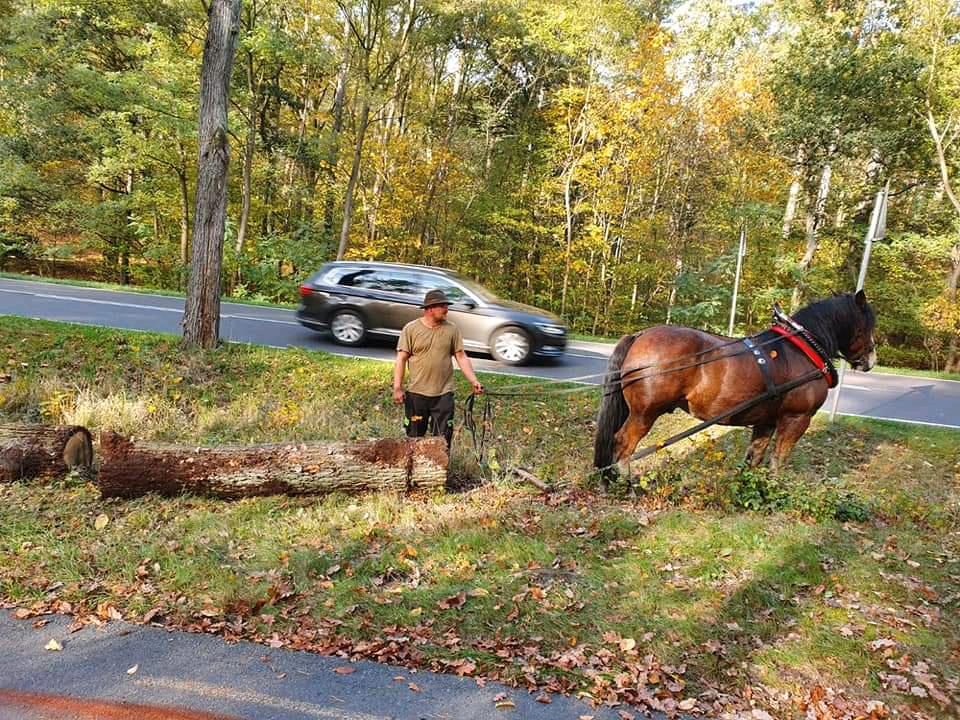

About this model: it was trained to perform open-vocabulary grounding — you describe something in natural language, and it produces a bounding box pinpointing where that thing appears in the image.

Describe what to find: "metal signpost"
[829,183,888,421]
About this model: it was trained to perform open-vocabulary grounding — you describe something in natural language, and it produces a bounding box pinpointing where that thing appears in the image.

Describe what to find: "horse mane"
[791,293,874,358]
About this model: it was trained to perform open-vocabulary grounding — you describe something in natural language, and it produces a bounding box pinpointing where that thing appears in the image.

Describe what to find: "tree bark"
[97,432,447,499]
[183,0,242,349]
[781,148,805,239]
[0,424,93,483]
[336,97,371,261]
[791,159,833,310]
[235,49,258,263]
[177,141,191,290]
[944,243,960,372]
[323,14,352,245]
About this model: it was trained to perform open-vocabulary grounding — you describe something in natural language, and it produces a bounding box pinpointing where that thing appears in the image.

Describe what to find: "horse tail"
[593,332,640,471]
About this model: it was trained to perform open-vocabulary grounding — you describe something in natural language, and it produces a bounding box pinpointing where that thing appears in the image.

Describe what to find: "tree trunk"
[944,243,960,372]
[177,176,190,290]
[791,159,832,310]
[336,97,371,261]
[235,50,257,263]
[183,0,242,349]
[782,148,805,239]
[0,424,93,483]
[560,160,577,318]
[97,432,447,499]
[323,14,351,245]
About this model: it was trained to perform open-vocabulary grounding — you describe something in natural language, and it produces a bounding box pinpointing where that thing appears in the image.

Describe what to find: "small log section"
[97,432,448,499]
[0,424,94,483]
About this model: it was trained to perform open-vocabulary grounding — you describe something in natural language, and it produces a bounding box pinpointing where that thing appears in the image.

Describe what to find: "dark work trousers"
[404,391,455,449]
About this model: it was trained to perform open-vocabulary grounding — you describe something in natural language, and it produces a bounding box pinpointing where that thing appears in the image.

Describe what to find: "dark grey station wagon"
[296,261,567,365]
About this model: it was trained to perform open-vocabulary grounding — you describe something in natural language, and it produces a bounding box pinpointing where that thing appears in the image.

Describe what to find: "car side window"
[335,268,377,287]
[421,277,469,303]
[378,270,427,298]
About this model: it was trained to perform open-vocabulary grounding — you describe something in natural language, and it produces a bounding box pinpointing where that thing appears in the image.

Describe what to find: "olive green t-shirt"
[398,319,464,396]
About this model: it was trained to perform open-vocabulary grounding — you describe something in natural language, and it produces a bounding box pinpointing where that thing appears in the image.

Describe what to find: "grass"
[1,315,959,717]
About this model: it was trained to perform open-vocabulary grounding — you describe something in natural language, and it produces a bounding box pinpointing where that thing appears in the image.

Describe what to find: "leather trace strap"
[769,324,838,388]
[742,337,778,397]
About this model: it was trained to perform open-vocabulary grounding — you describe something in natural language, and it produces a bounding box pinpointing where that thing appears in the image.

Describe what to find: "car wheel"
[490,326,532,365]
[329,309,367,346]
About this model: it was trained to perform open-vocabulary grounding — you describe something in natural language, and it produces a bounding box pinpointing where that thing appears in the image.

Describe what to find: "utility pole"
[829,182,888,421]
[728,225,746,336]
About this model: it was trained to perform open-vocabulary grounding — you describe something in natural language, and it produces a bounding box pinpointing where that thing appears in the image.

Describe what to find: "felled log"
[97,431,448,499]
[0,423,94,483]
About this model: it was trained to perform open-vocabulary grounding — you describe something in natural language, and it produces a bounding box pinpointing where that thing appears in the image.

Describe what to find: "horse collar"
[769,323,838,388]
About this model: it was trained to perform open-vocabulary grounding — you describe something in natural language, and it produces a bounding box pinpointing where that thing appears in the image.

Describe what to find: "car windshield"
[450,273,499,302]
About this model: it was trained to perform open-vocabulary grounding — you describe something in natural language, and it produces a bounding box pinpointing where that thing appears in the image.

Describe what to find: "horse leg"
[613,413,656,492]
[769,414,812,474]
[744,424,775,468]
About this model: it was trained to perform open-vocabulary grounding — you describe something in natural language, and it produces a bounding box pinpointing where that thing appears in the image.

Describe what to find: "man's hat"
[421,289,451,308]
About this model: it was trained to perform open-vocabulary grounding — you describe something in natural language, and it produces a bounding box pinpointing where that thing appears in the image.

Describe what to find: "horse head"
[843,290,877,372]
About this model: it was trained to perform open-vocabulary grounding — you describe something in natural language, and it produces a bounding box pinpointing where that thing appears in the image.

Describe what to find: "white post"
[830,183,888,422]
[728,226,746,336]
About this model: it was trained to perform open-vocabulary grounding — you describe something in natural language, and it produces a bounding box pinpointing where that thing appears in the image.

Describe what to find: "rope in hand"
[462,392,494,469]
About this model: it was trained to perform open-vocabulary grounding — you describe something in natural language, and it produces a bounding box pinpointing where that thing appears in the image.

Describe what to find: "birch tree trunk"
[183,0,242,348]
[177,141,191,290]
[944,243,960,372]
[336,97,371,261]
[782,148,805,239]
[791,159,833,310]
[323,14,351,245]
[235,49,258,261]
[926,110,960,371]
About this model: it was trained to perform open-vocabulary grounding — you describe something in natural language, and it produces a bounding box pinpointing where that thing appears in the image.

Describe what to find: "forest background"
[2,0,960,371]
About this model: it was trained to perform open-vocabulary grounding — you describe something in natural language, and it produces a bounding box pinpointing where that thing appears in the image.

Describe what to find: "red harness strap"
[769,324,837,388]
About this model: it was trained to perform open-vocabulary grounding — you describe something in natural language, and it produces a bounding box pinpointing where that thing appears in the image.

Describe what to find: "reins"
[460,320,829,473]
[461,330,808,472]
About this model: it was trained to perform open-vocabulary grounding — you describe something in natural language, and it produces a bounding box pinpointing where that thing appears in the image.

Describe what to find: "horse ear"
[854,289,867,308]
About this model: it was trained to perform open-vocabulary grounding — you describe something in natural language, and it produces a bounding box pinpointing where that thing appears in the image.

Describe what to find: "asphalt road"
[0,612,631,720]
[1,276,959,429]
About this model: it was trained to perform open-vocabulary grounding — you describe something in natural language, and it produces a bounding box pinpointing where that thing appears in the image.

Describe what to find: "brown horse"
[594,291,877,486]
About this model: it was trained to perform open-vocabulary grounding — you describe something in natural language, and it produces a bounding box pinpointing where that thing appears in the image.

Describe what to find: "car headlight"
[535,323,566,336]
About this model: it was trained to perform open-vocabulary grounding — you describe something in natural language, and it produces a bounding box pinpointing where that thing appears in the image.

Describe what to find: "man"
[393,289,483,448]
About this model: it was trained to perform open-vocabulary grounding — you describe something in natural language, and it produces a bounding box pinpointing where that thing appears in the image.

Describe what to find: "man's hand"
[471,380,484,395]
[393,387,405,405]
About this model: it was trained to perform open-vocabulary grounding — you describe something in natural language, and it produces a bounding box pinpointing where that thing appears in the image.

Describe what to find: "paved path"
[0,612,630,720]
[1,276,959,428]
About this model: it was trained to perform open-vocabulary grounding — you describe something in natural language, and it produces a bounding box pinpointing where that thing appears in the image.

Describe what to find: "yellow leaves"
[94,513,110,531]
[399,545,418,560]
[618,637,636,652]
[40,391,73,422]
[44,639,63,651]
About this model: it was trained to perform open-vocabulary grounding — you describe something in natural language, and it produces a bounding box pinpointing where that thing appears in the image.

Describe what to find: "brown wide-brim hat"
[421,289,452,308]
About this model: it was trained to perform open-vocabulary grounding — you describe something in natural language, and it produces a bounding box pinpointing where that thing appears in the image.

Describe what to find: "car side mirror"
[459,298,476,310]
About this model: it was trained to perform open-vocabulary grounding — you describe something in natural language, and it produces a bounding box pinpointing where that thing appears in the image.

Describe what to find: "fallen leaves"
[436,591,466,611]
[44,639,62,651]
